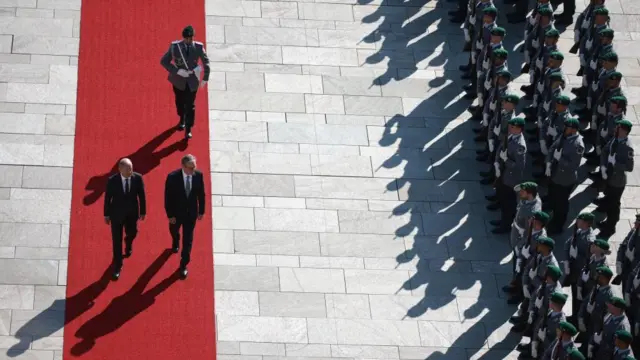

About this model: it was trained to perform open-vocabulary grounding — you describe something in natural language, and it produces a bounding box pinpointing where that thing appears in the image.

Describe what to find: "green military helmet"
[491,26,506,37]
[610,95,627,107]
[549,72,565,84]
[537,236,555,250]
[496,69,513,80]
[568,348,586,360]
[515,181,538,192]
[555,94,571,106]
[537,6,553,16]
[558,320,578,335]
[503,94,520,105]
[608,296,627,310]
[594,238,610,251]
[600,51,619,62]
[593,7,609,16]
[546,264,562,281]
[483,6,498,16]
[615,329,633,343]
[551,291,569,305]
[549,51,565,61]
[182,25,195,37]
[599,28,614,39]
[508,117,525,127]
[545,28,560,38]
[533,211,550,225]
[577,212,596,223]
[493,48,509,59]
[608,71,623,81]
[596,265,614,278]
[564,118,580,129]
[616,119,633,132]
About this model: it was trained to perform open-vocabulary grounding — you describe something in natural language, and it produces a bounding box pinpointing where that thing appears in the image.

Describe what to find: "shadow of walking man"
[70,250,179,355]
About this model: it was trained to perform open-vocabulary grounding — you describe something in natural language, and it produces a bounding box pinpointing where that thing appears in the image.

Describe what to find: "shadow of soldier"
[70,250,179,356]
[6,268,112,357]
[83,127,187,206]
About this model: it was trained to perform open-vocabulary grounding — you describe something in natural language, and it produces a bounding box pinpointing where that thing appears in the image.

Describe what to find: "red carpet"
[63,0,214,358]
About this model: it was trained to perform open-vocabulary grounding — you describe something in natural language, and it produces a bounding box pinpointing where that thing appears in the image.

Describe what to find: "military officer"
[591,297,632,359]
[577,7,610,77]
[577,266,614,351]
[576,239,611,309]
[477,90,518,163]
[474,70,513,143]
[468,42,507,109]
[610,330,636,360]
[463,6,498,100]
[522,6,555,91]
[517,263,563,334]
[524,0,553,45]
[529,51,565,118]
[529,73,566,154]
[624,264,640,354]
[587,72,623,143]
[617,215,640,290]
[563,213,597,322]
[488,118,528,233]
[541,118,585,234]
[574,28,615,102]
[160,25,210,139]
[572,0,606,57]
[575,52,619,126]
[522,291,568,359]
[586,94,626,166]
[459,0,494,50]
[595,119,635,238]
[467,25,506,86]
[533,94,571,160]
[505,210,550,305]
[522,27,560,103]
[541,320,578,360]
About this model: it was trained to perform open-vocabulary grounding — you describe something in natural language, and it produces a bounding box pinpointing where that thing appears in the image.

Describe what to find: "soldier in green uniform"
[474,70,513,143]
[541,118,585,234]
[522,27,559,98]
[563,212,597,323]
[586,94,626,166]
[595,119,635,238]
[578,266,614,352]
[585,71,624,147]
[576,239,610,311]
[574,28,615,102]
[541,320,578,359]
[477,91,517,163]
[525,52,565,121]
[462,6,498,100]
[529,72,566,153]
[590,297,631,359]
[522,6,555,97]
[517,263,563,334]
[572,0,606,57]
[577,7,610,77]
[532,94,571,164]
[575,52,619,129]
[521,291,568,358]
[618,215,640,291]
[624,264,640,355]
[608,330,635,360]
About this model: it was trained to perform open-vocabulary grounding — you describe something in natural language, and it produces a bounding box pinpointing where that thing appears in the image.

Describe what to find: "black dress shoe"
[177,122,185,130]
[577,67,584,77]
[486,195,498,202]
[509,315,523,323]
[179,267,188,279]
[520,85,532,93]
[472,127,484,134]
[468,105,480,112]
[112,270,121,281]
[474,135,486,142]
[185,131,192,139]
[172,247,179,253]
[516,343,530,352]
[492,226,511,234]
[487,203,500,211]
[586,157,600,166]
[511,323,527,332]
[476,148,487,154]
[593,197,605,206]
[480,177,495,185]
[459,64,470,72]
[463,83,473,91]
[124,246,132,258]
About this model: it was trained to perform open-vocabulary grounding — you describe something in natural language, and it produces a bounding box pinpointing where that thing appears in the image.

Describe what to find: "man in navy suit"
[164,154,206,279]
[104,158,147,280]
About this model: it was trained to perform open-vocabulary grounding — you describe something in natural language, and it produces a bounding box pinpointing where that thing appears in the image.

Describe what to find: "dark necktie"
[125,178,130,194]
[185,44,190,57]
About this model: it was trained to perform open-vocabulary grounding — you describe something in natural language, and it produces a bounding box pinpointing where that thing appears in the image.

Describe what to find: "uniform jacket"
[618,228,640,279]
[528,281,563,321]
[565,227,596,283]
[547,133,585,186]
[537,85,563,122]
[534,310,566,350]
[577,255,607,302]
[510,195,542,248]
[496,133,527,188]
[579,284,614,334]
[541,338,574,360]
[596,112,624,150]
[488,108,514,143]
[540,109,570,145]
[601,137,635,188]
[528,253,560,295]
[593,314,631,360]
[161,40,211,92]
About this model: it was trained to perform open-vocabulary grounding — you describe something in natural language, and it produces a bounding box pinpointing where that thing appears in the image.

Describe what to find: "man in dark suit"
[104,158,147,280]
[160,25,210,140]
[164,154,206,279]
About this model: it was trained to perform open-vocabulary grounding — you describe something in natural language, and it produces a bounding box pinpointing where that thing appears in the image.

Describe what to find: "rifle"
[569,42,580,54]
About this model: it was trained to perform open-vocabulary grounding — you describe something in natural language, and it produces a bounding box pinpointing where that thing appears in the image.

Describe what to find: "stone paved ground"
[1,0,640,359]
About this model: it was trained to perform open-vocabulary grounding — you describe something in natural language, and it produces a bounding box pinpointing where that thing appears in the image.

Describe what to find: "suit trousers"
[545,182,574,230]
[110,214,138,269]
[602,184,625,231]
[497,181,517,225]
[169,218,196,268]
[173,86,198,129]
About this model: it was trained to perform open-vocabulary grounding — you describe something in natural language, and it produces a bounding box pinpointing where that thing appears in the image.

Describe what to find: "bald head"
[118,158,133,177]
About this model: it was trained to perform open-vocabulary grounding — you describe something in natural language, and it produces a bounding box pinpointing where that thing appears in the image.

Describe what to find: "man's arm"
[161,44,178,75]
[164,174,174,219]
[198,43,210,82]
[197,173,206,216]
[104,178,112,217]
[137,174,147,216]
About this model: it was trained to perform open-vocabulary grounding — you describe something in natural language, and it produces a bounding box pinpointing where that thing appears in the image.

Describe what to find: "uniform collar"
[566,133,579,140]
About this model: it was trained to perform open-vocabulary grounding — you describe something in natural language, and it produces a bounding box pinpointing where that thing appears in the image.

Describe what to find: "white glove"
[591,115,598,129]
[570,244,578,258]
[577,286,583,300]
[582,20,589,30]
[488,139,495,152]
[469,15,476,25]
[476,40,483,49]
[536,58,543,69]
[608,154,616,165]
[581,271,589,282]
[545,163,551,177]
[543,101,550,111]
[590,60,597,70]
[579,318,587,332]
[624,293,631,306]
[616,262,623,275]
[591,82,599,92]
[199,80,208,88]
[626,246,635,262]
[563,260,570,274]
[489,101,496,111]
[588,344,594,358]
[537,116,543,128]
[597,104,606,115]
[538,329,546,341]
[600,128,607,138]
[540,139,548,155]
[494,162,501,178]
[484,80,491,91]
[177,69,190,78]
[594,332,602,344]
[529,267,537,280]
[596,145,602,155]
[537,82,544,93]
[522,245,531,259]
[464,29,471,42]
[586,38,593,50]
[532,39,540,49]
[535,295,543,309]
[529,16,537,26]
[499,150,507,162]
[531,342,538,358]
[482,113,490,126]
[588,97,593,109]
[547,126,557,137]
[528,312,534,324]
[601,166,608,180]
[553,149,562,161]
[524,286,531,298]
[493,126,500,137]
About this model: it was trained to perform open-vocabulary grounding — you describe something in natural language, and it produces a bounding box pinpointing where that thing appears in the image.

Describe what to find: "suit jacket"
[164,169,206,221]
[103,173,146,221]
[160,40,210,92]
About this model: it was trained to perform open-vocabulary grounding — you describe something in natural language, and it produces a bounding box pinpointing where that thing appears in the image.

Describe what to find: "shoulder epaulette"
[194,41,203,45]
